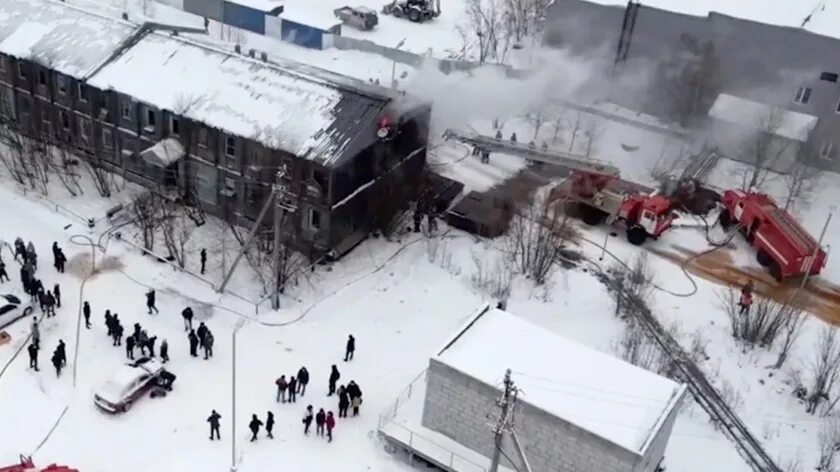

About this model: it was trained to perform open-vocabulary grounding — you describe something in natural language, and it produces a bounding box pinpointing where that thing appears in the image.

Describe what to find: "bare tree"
[465,0,509,64]
[582,117,602,158]
[502,0,551,44]
[566,111,583,152]
[782,139,821,211]
[807,326,840,415]
[132,192,161,251]
[160,202,194,269]
[611,253,655,317]
[49,143,84,197]
[523,106,550,141]
[470,251,513,300]
[614,319,663,372]
[737,107,789,191]
[718,288,797,349]
[655,33,721,126]
[504,192,577,285]
[774,303,806,369]
[818,417,840,471]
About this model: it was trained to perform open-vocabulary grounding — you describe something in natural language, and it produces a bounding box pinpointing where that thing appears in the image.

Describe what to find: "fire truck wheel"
[580,205,607,226]
[768,261,783,282]
[719,209,732,229]
[756,249,771,267]
[626,226,648,246]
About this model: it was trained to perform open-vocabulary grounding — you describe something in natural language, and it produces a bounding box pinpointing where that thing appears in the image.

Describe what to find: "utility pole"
[271,166,296,310]
[800,207,833,290]
[489,369,532,472]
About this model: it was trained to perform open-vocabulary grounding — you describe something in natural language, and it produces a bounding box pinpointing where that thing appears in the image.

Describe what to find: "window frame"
[17,62,26,79]
[121,100,132,120]
[77,82,87,103]
[57,75,67,95]
[308,208,321,230]
[225,135,236,158]
[102,128,113,149]
[79,118,90,140]
[169,116,180,136]
[794,86,812,105]
[820,141,834,160]
[144,107,156,131]
[37,70,47,86]
[197,127,208,148]
[59,111,69,130]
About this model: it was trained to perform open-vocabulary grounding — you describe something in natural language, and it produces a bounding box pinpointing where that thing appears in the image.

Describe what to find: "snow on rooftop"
[708,93,818,142]
[0,0,138,78]
[88,32,362,163]
[231,0,285,14]
[435,308,684,453]
[280,7,342,30]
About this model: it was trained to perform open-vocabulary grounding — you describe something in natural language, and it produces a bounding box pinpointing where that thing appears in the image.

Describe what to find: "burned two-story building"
[0,0,430,258]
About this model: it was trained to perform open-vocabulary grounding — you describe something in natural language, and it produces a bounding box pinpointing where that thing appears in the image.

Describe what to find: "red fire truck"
[0,456,78,472]
[551,170,678,245]
[720,189,827,280]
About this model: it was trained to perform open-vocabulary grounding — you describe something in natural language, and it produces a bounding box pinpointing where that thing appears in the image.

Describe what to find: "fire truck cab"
[0,456,78,472]
[720,189,827,280]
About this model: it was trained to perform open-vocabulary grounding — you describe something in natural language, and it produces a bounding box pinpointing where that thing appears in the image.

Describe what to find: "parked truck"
[334,6,378,30]
[720,189,827,280]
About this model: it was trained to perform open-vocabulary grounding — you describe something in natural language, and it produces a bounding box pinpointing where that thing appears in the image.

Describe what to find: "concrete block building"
[421,306,687,472]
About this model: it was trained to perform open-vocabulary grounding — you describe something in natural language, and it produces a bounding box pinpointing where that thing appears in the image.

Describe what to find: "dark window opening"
[821,72,838,83]
[225,136,236,157]
[308,208,321,230]
[37,70,46,86]
[312,168,327,189]
[60,111,69,130]
[170,117,179,135]
[145,108,156,129]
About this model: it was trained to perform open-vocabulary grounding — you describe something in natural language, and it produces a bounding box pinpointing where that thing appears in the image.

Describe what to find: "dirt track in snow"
[649,245,840,325]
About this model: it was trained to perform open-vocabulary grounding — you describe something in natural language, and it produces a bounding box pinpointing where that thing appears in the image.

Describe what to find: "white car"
[0,294,34,330]
[93,357,173,413]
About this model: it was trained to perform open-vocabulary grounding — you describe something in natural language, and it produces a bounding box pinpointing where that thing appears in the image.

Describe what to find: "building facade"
[0,0,429,260]
[546,0,840,171]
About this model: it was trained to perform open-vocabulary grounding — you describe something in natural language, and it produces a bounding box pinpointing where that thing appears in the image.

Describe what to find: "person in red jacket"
[326,411,336,442]
[739,287,753,315]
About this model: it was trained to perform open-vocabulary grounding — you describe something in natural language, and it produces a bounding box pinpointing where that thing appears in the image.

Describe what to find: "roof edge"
[435,303,492,357]
[637,384,688,456]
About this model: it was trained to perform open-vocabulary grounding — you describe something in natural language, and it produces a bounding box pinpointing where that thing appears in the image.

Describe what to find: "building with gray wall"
[421,305,686,472]
[546,0,840,171]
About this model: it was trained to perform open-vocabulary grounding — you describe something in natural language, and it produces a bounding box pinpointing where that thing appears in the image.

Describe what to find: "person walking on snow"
[56,339,67,367]
[31,317,40,350]
[328,365,340,396]
[44,291,56,318]
[181,307,193,331]
[83,301,91,329]
[51,242,59,270]
[315,408,326,437]
[203,331,214,359]
[26,241,37,270]
[188,329,199,357]
[147,336,158,358]
[200,248,207,275]
[326,411,335,442]
[28,343,39,371]
[344,335,355,362]
[739,288,754,315]
[160,339,169,363]
[197,322,208,346]
[338,385,349,418]
[302,405,314,435]
[347,381,362,416]
[276,375,288,402]
[113,322,124,347]
[146,290,158,314]
[265,411,275,439]
[287,376,297,403]
[248,414,263,442]
[208,410,221,440]
[105,310,114,336]
[0,259,8,283]
[297,366,309,396]
[55,249,66,274]
[53,283,61,308]
[51,350,62,377]
[125,334,135,360]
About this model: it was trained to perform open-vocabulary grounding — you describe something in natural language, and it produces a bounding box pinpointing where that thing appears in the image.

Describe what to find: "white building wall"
[421,359,644,472]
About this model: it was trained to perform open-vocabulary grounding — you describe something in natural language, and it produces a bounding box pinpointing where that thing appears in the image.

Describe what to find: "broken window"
[794,87,812,105]
[312,168,327,189]
[57,75,67,95]
[308,208,321,230]
[37,70,46,86]
[102,128,113,149]
[145,107,156,130]
[222,176,237,197]
[170,116,180,135]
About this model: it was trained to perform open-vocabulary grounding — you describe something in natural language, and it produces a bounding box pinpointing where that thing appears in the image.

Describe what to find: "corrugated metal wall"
[222,1,266,34]
[280,20,324,49]
[183,0,222,21]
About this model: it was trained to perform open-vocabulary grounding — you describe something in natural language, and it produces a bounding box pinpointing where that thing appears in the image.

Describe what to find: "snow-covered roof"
[708,93,818,142]
[88,32,387,164]
[231,0,285,15]
[140,138,185,167]
[434,307,685,453]
[0,0,140,78]
[280,7,342,30]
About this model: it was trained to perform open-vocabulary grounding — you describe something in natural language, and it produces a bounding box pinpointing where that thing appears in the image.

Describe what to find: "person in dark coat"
[326,411,335,442]
[38,290,47,313]
[51,350,62,377]
[113,322,124,347]
[147,336,157,357]
[53,283,61,308]
[56,339,66,367]
[14,238,26,263]
[55,249,66,274]
[200,248,207,275]
[32,279,43,302]
[26,242,37,270]
[31,317,40,350]
[265,411,275,439]
[510,132,518,143]
[137,330,149,355]
[495,129,503,140]
[52,242,59,269]
[297,366,309,396]
[337,385,349,418]
[28,343,39,371]
[344,335,355,362]
[248,414,263,442]
[203,331,214,360]
[315,408,326,437]
[19,266,29,293]
[197,322,208,346]
[105,310,113,336]
[83,301,91,329]
[125,334,135,359]
[188,329,199,357]
[44,291,56,317]
[181,307,193,331]
[276,375,288,403]
[328,365,340,396]
[302,405,314,435]
[347,381,362,416]
[146,290,158,314]
[208,410,221,440]
[160,339,169,363]
[287,376,297,403]
[0,259,8,283]
[132,322,141,341]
